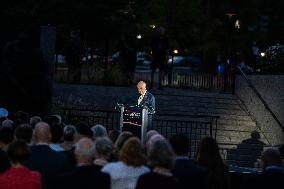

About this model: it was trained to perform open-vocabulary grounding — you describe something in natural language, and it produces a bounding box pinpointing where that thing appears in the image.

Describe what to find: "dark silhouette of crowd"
[0,107,284,189]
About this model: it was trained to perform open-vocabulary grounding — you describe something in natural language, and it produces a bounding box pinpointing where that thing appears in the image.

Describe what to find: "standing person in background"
[119,34,137,85]
[150,26,169,90]
[65,30,83,83]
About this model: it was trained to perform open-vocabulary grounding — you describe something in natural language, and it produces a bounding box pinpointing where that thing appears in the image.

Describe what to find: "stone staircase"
[152,88,269,167]
[53,83,269,167]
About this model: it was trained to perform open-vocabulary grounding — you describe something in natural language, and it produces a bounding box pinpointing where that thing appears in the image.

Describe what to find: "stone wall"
[235,75,284,145]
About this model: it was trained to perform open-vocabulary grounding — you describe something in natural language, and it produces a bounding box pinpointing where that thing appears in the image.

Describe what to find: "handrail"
[237,66,284,132]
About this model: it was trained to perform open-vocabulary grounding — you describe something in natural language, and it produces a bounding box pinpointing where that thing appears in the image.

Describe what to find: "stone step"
[153,89,238,100]
[216,133,267,145]
[157,101,243,111]
[156,95,241,105]
[156,106,248,116]
[218,119,256,127]
[217,124,257,132]
[157,110,253,121]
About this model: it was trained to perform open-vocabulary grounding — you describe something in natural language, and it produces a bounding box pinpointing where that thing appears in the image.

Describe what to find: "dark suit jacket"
[0,149,10,173]
[26,145,70,188]
[54,165,110,189]
[172,158,208,189]
[138,91,155,114]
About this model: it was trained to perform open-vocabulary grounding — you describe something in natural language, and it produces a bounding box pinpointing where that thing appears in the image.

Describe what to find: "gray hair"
[75,138,95,157]
[95,137,113,158]
[91,124,107,139]
[63,125,77,141]
[1,119,14,128]
[30,116,42,128]
[147,138,175,170]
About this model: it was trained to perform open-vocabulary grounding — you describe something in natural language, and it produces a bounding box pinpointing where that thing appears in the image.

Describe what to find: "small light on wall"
[136,34,142,39]
[173,49,178,54]
[260,52,266,57]
[235,19,241,29]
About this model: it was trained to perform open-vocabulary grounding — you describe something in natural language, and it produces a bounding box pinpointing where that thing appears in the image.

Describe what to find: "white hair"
[75,138,95,157]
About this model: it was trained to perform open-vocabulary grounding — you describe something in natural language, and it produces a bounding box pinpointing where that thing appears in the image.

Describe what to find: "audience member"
[75,122,93,140]
[1,119,14,128]
[102,137,150,189]
[170,134,207,189]
[54,138,110,189]
[49,124,64,152]
[108,129,121,144]
[135,138,179,189]
[94,137,114,169]
[91,124,108,140]
[0,112,12,173]
[26,122,70,188]
[243,147,284,189]
[196,136,230,189]
[0,107,9,125]
[29,116,42,128]
[14,124,33,144]
[143,130,159,150]
[0,126,14,151]
[113,131,134,160]
[12,111,29,128]
[59,124,78,168]
[60,125,77,151]
[0,140,41,189]
[0,146,10,173]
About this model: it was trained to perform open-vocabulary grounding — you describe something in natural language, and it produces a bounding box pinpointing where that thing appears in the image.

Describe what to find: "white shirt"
[102,161,150,189]
[138,90,147,105]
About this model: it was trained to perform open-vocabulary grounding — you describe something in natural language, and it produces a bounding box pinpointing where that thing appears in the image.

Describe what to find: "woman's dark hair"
[196,136,222,169]
[15,124,33,143]
[7,140,31,165]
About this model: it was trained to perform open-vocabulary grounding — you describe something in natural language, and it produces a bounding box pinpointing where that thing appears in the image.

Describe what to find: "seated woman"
[93,137,114,170]
[102,137,150,189]
[196,136,230,189]
[0,140,41,189]
[135,137,180,189]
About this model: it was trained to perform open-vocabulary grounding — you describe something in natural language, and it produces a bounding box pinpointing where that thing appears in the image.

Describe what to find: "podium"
[117,104,148,141]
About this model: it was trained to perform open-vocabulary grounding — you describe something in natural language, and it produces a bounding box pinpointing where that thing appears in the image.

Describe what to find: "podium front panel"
[122,106,142,138]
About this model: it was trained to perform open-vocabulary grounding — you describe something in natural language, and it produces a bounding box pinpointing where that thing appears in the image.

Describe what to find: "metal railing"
[134,69,235,92]
[55,105,219,156]
[54,64,235,92]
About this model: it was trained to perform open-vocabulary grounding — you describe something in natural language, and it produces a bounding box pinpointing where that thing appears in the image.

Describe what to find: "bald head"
[137,81,147,95]
[33,122,51,143]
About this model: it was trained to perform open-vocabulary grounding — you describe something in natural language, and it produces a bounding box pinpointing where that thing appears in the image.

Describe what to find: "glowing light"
[260,52,266,57]
[136,34,142,39]
[149,25,156,29]
[235,20,240,29]
[173,49,178,54]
